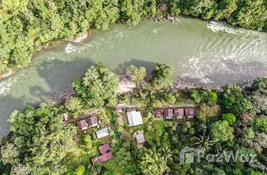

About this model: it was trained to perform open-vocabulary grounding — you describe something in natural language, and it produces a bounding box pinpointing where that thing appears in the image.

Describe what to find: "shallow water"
[0,18,267,137]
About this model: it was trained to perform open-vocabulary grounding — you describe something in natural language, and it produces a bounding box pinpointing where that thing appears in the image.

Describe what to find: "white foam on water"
[65,43,76,53]
[207,21,240,34]
[0,76,20,95]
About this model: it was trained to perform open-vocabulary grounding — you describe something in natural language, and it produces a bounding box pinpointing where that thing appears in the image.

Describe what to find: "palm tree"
[194,134,215,152]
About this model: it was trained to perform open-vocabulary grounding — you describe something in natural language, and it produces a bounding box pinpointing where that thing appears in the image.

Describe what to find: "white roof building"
[136,133,146,144]
[96,128,109,139]
[127,110,143,127]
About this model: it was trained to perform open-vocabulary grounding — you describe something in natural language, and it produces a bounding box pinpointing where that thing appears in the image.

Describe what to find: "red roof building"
[99,143,111,155]
[185,108,195,118]
[86,116,98,127]
[154,110,162,118]
[77,120,88,130]
[164,109,174,119]
[98,152,113,163]
[174,109,184,119]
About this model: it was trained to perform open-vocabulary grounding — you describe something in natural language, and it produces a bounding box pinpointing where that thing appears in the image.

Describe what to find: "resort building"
[164,109,174,119]
[136,133,146,145]
[127,110,143,127]
[96,127,109,139]
[86,116,98,127]
[99,143,111,154]
[174,109,184,119]
[185,108,195,118]
[98,152,113,163]
[154,110,162,118]
[77,120,88,131]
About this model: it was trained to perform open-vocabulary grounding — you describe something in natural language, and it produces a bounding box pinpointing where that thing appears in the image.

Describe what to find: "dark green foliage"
[1,104,77,175]
[209,120,234,141]
[151,63,174,90]
[190,89,218,106]
[72,63,119,107]
[220,84,253,115]
[126,65,147,84]
[251,76,267,114]
[221,113,236,125]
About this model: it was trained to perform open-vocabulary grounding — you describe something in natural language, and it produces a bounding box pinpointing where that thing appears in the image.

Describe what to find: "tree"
[250,76,267,114]
[126,65,147,84]
[255,117,267,133]
[151,63,174,90]
[221,113,236,125]
[65,96,82,112]
[239,112,254,123]
[139,148,169,175]
[190,89,218,106]
[194,135,215,152]
[209,120,234,142]
[75,165,85,175]
[1,104,77,175]
[72,63,119,107]
[220,84,252,115]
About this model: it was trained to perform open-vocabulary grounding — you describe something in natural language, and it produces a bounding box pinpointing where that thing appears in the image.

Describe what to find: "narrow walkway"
[107,104,197,109]
[66,108,100,123]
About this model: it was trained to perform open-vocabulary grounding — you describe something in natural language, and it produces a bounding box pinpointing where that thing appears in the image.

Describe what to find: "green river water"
[0,18,267,137]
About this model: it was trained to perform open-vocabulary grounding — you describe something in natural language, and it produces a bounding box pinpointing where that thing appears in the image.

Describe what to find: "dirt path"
[66,108,100,123]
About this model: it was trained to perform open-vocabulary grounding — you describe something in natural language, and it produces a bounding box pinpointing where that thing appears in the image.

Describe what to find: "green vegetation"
[1,63,267,174]
[72,63,119,107]
[1,105,77,175]
[1,0,267,75]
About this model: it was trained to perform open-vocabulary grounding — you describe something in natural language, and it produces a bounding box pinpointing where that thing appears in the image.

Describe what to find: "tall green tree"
[1,104,77,175]
[209,120,234,142]
[220,84,252,115]
[72,63,119,107]
[151,63,174,90]
[126,65,147,84]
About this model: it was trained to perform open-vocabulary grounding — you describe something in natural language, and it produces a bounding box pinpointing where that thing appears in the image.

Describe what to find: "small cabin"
[99,143,111,155]
[77,120,88,131]
[136,133,146,145]
[174,109,184,119]
[185,108,195,118]
[86,116,98,127]
[154,110,162,118]
[164,109,174,119]
[98,152,113,163]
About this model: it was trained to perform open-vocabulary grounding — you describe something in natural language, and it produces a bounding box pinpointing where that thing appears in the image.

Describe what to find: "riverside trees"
[72,63,119,107]
[1,0,267,75]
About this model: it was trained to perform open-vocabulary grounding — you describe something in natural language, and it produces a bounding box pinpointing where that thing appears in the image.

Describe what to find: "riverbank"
[0,31,93,81]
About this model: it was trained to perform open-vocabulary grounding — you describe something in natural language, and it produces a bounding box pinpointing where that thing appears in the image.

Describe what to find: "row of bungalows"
[155,108,195,119]
[77,116,98,131]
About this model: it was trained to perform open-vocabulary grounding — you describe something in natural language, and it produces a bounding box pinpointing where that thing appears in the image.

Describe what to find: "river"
[0,18,267,138]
